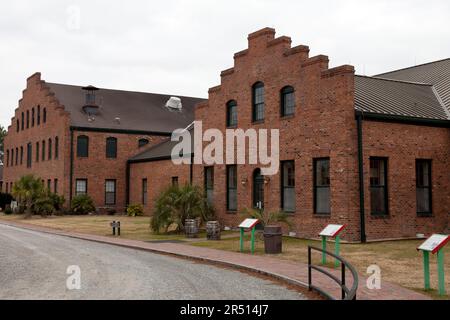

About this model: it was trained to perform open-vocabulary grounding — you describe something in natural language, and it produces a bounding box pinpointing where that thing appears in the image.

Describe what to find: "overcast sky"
[1,0,449,128]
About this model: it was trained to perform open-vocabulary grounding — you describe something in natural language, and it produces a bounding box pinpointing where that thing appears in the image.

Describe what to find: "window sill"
[226,210,237,215]
[226,125,237,129]
[280,114,295,120]
[370,214,390,219]
[251,120,265,125]
[313,213,331,218]
[417,213,433,218]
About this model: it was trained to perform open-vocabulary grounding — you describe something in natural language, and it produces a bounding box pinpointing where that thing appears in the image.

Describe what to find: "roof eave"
[355,110,450,128]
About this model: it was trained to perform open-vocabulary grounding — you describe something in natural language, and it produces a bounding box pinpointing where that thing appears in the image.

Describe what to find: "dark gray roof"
[47,83,206,133]
[129,127,193,162]
[376,58,450,113]
[355,76,449,120]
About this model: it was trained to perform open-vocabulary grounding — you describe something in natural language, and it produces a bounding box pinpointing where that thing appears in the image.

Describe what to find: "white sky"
[1,0,449,127]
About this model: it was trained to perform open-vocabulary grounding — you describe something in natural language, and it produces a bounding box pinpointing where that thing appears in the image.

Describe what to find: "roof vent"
[165,97,182,111]
[115,117,121,124]
[82,85,100,115]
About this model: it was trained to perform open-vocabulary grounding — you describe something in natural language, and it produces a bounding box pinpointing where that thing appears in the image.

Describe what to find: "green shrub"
[71,194,95,215]
[48,193,65,211]
[127,204,144,217]
[34,196,55,217]
[151,184,208,233]
[4,205,13,215]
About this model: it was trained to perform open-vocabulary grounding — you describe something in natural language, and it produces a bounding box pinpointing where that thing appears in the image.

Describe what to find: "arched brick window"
[252,82,265,122]
[226,100,238,127]
[106,137,117,158]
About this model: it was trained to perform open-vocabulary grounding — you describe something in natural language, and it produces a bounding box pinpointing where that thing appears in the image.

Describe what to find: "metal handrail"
[308,245,358,300]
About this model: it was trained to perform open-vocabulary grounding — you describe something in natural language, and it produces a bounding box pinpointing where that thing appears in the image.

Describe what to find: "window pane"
[283,188,295,212]
[227,165,237,211]
[315,159,330,186]
[416,160,431,214]
[106,138,117,158]
[282,87,295,116]
[314,158,330,214]
[316,187,330,213]
[282,161,295,212]
[416,188,430,213]
[142,179,148,205]
[227,101,238,127]
[370,159,385,186]
[105,184,115,204]
[77,136,88,157]
[370,187,386,214]
[76,180,87,195]
[228,189,237,211]
[370,158,387,215]
[253,83,265,121]
[139,139,149,148]
[205,167,214,205]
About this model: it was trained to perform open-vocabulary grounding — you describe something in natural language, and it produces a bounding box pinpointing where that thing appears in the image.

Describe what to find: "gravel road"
[0,224,306,300]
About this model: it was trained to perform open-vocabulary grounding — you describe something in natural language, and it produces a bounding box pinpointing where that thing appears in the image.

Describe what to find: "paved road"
[0,224,305,300]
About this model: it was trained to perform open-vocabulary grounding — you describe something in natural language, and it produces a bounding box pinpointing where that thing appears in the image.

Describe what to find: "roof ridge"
[374,58,450,77]
[355,74,433,86]
[46,82,207,100]
[431,86,450,119]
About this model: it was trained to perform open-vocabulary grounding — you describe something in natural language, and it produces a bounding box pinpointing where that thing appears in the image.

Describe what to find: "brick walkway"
[0,220,430,300]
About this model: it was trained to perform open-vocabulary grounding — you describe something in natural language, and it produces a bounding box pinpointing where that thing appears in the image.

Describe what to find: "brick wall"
[129,159,191,215]
[362,120,450,239]
[2,73,71,200]
[72,131,167,212]
[192,28,362,241]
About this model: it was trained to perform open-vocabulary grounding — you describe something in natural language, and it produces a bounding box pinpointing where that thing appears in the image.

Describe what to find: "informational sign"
[319,224,345,238]
[418,234,450,254]
[239,219,259,230]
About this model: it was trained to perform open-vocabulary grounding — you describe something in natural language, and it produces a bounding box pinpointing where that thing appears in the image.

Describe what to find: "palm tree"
[11,174,43,218]
[151,184,213,233]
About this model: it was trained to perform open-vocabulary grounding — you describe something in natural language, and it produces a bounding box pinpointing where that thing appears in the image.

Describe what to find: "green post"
[334,236,341,268]
[250,227,256,254]
[437,249,446,296]
[322,236,327,265]
[423,251,430,290]
[240,228,244,252]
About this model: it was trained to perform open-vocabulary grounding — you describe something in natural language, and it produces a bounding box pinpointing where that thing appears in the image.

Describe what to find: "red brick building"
[2,28,449,242]
[1,72,204,212]
[128,28,449,242]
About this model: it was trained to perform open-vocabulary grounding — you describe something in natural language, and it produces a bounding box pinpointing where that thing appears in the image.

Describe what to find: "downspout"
[126,161,130,206]
[189,153,194,184]
[356,114,367,243]
[69,128,74,207]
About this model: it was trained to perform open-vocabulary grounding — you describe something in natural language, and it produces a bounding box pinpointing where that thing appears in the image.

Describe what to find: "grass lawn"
[189,233,450,299]
[1,213,448,299]
[0,214,193,241]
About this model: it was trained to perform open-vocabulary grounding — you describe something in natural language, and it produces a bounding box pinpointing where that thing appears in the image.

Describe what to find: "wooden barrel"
[206,221,221,240]
[185,219,198,238]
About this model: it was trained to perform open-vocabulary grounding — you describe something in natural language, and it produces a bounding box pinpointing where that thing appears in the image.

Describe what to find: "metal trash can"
[206,221,221,240]
[263,225,282,254]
